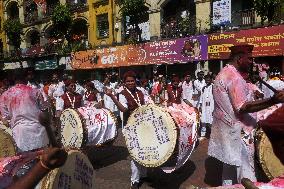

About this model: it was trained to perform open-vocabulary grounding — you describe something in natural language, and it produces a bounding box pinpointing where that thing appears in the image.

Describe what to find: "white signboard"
[3,61,29,70]
[213,0,231,25]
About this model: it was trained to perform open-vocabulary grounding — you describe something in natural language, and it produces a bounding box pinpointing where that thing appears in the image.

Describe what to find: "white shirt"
[193,79,206,94]
[208,65,249,166]
[0,84,49,152]
[182,81,194,105]
[75,83,86,96]
[263,78,284,98]
[48,81,65,99]
[119,88,152,127]
[199,84,214,124]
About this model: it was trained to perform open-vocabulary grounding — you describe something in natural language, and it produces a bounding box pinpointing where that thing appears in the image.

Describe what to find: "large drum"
[123,104,198,173]
[0,122,16,158]
[60,107,117,148]
[255,128,284,180]
[40,150,95,189]
[256,104,284,180]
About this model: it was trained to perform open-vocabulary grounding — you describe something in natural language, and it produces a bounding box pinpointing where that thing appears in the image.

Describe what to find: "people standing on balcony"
[208,45,284,186]
[104,71,152,189]
[192,70,205,107]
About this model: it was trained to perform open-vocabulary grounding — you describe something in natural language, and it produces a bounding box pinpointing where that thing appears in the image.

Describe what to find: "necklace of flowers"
[125,87,141,107]
[66,92,75,108]
[84,91,91,99]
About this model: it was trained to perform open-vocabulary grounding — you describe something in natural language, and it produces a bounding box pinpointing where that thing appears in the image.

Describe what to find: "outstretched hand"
[272,91,284,104]
[40,148,67,170]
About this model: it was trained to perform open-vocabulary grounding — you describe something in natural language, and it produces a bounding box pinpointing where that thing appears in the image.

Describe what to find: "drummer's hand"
[40,148,67,170]
[104,87,114,97]
[272,91,284,103]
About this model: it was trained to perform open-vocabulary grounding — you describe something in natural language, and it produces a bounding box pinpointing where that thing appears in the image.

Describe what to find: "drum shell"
[60,109,88,149]
[124,104,198,169]
[255,127,284,180]
[60,107,118,149]
[0,126,16,158]
[40,149,95,189]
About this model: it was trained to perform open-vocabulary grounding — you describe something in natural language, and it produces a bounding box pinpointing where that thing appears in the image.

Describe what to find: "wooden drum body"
[123,104,197,173]
[0,122,16,158]
[40,150,95,189]
[60,108,117,148]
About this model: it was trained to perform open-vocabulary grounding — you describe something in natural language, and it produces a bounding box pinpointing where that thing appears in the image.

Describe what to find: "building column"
[148,8,161,40]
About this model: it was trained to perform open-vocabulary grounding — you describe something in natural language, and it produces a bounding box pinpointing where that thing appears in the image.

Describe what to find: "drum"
[60,108,117,148]
[0,121,12,136]
[40,150,95,189]
[0,123,16,158]
[123,104,198,172]
[255,128,284,180]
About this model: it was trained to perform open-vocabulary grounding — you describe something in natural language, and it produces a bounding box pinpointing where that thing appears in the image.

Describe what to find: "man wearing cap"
[208,45,284,185]
[104,71,152,189]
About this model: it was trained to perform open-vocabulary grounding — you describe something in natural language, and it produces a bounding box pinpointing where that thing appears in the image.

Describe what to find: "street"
[85,128,223,189]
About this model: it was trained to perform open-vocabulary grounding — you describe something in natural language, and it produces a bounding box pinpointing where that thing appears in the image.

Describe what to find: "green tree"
[51,4,72,38]
[117,0,146,18]
[253,0,282,25]
[3,19,23,48]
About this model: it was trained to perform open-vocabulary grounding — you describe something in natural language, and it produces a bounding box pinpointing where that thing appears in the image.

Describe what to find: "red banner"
[208,25,284,59]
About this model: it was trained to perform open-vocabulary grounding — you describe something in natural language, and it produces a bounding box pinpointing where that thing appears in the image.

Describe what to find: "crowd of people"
[0,44,284,189]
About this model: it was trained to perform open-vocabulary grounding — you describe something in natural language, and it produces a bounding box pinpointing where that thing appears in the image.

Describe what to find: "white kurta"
[48,82,65,99]
[181,81,194,106]
[0,84,49,152]
[262,79,284,98]
[193,79,205,107]
[199,84,214,124]
[208,65,248,166]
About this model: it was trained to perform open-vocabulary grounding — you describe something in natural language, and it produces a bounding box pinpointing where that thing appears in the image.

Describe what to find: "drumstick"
[253,75,278,93]
[241,178,259,189]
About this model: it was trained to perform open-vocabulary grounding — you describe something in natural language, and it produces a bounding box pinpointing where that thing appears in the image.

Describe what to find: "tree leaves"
[253,0,281,24]
[3,19,23,48]
[51,4,73,37]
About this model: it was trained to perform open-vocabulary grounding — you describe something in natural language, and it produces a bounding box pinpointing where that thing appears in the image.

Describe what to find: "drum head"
[41,150,95,189]
[60,109,85,148]
[257,129,284,180]
[0,128,16,158]
[124,104,177,167]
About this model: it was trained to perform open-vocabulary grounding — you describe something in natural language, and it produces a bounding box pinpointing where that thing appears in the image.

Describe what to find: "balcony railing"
[231,9,257,28]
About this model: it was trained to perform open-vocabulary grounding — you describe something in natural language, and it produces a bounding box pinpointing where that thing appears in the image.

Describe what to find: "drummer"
[208,44,284,186]
[83,81,103,108]
[56,79,83,115]
[104,71,152,189]
[167,76,183,106]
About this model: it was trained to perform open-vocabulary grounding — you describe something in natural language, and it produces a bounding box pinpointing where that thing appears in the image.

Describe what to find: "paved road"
[84,128,225,189]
